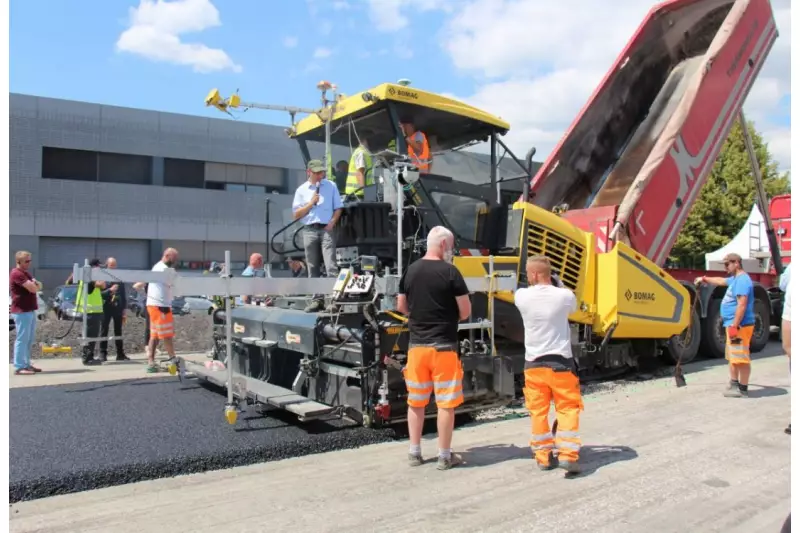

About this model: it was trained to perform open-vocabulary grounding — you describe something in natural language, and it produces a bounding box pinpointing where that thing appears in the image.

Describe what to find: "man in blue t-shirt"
[240,253,266,304]
[696,253,755,397]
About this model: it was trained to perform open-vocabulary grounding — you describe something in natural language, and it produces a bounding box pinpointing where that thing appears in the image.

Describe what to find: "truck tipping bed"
[527,0,778,265]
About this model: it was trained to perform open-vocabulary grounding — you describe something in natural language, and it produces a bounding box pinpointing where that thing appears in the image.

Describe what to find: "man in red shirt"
[10,250,42,375]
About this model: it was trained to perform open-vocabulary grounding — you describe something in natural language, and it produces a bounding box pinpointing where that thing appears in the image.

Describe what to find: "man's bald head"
[249,253,264,268]
[106,257,117,269]
[526,255,552,286]
[162,247,179,266]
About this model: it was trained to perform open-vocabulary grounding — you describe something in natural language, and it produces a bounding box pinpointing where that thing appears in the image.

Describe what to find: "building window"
[42,147,97,181]
[205,181,225,191]
[226,183,246,192]
[246,185,266,195]
[164,157,205,188]
[98,152,153,185]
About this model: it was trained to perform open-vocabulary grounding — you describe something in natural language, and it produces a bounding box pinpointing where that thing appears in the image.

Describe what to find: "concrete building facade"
[8,92,352,290]
[9,92,535,291]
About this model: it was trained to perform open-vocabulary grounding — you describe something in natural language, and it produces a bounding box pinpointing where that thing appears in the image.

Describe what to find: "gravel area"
[9,312,214,359]
[9,378,395,503]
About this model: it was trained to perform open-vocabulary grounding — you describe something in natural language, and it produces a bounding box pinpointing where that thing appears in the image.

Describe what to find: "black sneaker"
[82,359,102,366]
[116,354,131,361]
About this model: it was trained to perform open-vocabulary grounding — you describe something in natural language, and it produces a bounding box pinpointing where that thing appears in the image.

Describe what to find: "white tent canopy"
[705,203,770,271]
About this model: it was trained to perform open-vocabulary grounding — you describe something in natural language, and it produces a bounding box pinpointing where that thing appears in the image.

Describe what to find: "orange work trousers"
[404,346,464,409]
[726,324,754,366]
[523,366,583,465]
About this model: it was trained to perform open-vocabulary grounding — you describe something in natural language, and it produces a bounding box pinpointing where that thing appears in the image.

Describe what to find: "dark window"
[430,191,488,242]
[164,157,205,188]
[42,147,97,181]
[205,181,225,190]
[98,152,152,185]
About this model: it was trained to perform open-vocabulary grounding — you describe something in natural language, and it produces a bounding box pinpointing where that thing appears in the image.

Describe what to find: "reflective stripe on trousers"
[726,325,754,365]
[403,346,464,409]
[523,366,583,463]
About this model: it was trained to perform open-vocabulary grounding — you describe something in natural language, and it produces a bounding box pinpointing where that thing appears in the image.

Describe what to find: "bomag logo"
[388,86,418,100]
[385,326,408,335]
[625,289,655,303]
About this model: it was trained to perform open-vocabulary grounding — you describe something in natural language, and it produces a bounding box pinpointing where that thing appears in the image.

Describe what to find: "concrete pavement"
[9,345,791,533]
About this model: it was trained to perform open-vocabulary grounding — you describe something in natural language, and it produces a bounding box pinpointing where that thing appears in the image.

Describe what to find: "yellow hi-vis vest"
[345,146,374,197]
[76,281,104,314]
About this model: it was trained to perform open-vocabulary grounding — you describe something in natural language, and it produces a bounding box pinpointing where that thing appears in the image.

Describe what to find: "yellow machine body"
[453,202,690,341]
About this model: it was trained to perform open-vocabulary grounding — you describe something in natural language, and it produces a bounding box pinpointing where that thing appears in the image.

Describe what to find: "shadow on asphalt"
[456,443,637,478]
[33,369,92,375]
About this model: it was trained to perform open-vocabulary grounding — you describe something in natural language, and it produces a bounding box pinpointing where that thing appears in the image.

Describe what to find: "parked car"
[128,288,204,317]
[9,292,48,330]
[48,285,81,321]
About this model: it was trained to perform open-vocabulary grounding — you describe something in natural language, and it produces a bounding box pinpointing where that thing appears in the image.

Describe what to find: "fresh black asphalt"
[9,377,394,503]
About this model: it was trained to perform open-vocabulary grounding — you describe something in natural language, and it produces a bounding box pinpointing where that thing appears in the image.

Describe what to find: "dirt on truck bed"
[9,312,214,359]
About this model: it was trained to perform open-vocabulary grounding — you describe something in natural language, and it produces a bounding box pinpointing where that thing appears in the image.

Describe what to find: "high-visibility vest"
[76,281,104,314]
[408,131,431,173]
[345,145,374,196]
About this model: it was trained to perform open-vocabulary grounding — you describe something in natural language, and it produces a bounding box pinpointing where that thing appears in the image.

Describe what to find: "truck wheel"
[749,298,771,354]
[701,299,726,359]
[661,307,701,365]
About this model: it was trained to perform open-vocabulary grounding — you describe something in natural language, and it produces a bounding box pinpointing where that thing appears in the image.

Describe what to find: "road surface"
[9,344,791,532]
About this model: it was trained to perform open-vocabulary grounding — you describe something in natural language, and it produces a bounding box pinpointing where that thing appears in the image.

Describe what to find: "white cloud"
[313,47,333,59]
[115,0,241,73]
[333,0,351,10]
[366,0,452,33]
[422,0,792,172]
[283,36,298,48]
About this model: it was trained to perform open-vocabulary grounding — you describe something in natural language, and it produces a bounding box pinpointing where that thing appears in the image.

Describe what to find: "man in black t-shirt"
[397,226,471,471]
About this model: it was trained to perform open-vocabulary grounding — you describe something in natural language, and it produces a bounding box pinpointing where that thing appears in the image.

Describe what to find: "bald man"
[514,255,582,475]
[99,257,129,361]
[146,248,179,373]
[241,252,265,304]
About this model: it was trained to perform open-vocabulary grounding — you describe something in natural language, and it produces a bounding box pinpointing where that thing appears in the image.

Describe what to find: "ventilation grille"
[523,222,584,291]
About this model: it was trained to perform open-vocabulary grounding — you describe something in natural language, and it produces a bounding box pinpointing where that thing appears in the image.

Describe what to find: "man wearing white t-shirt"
[514,255,583,475]
[145,247,179,373]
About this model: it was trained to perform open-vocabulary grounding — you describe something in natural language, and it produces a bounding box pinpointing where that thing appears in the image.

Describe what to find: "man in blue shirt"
[696,253,756,397]
[240,253,265,304]
[292,159,343,312]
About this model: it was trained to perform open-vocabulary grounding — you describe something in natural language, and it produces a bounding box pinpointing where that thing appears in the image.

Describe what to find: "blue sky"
[10,0,473,120]
[9,0,792,170]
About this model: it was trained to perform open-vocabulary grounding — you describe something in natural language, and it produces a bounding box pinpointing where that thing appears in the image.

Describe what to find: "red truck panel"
[525,0,778,266]
[769,194,791,264]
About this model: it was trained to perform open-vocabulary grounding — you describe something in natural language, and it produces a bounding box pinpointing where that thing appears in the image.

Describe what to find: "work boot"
[558,459,581,475]
[724,380,741,397]
[304,299,324,313]
[408,453,423,467]
[724,387,743,398]
[536,452,557,471]
[437,453,463,471]
[116,353,130,361]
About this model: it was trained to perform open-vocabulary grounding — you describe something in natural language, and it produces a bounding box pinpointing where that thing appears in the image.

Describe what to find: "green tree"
[669,119,790,268]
